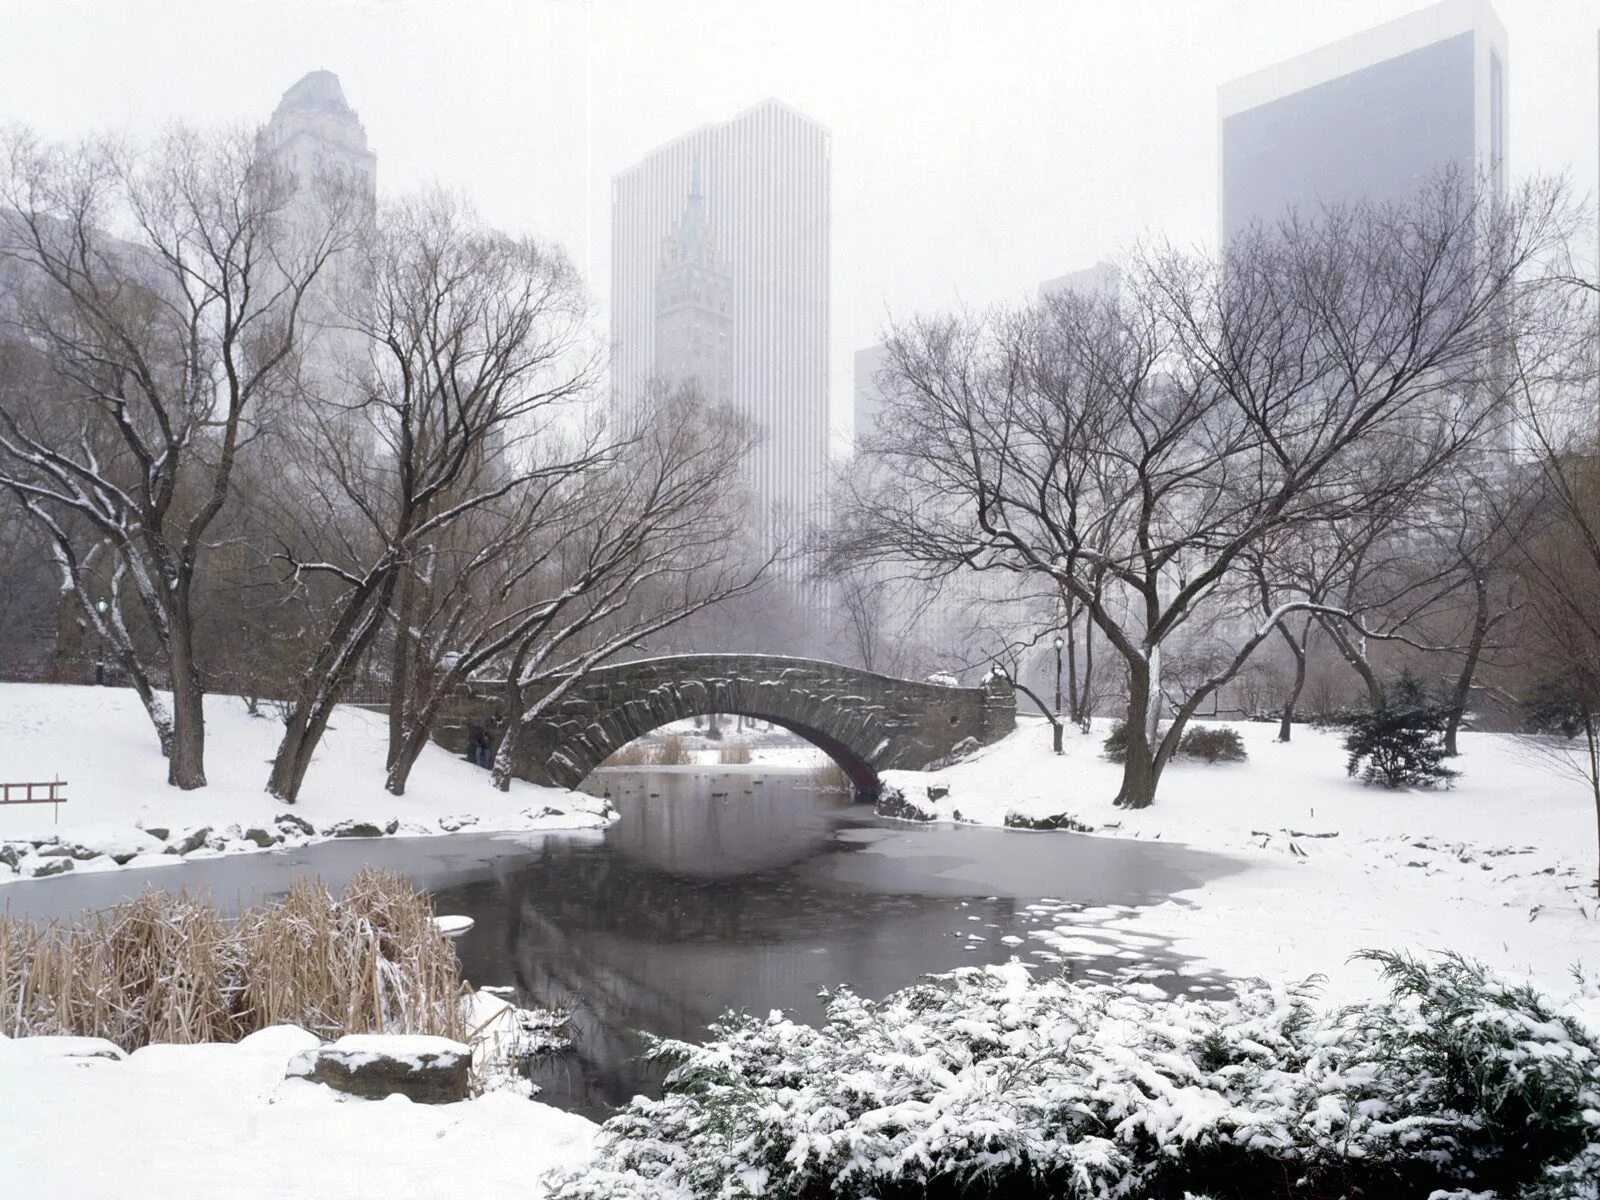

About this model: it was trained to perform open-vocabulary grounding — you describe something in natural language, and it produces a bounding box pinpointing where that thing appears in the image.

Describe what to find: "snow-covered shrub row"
[546,953,1600,1200]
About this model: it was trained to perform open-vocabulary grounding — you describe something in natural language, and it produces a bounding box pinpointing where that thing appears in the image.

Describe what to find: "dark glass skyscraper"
[1218,0,1507,245]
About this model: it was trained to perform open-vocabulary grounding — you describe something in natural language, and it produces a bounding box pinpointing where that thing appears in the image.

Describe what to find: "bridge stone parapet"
[482,654,1013,796]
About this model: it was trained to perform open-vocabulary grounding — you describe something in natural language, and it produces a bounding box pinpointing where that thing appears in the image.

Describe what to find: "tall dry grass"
[602,741,652,767]
[652,733,692,765]
[717,740,753,765]
[808,762,854,795]
[0,868,469,1050]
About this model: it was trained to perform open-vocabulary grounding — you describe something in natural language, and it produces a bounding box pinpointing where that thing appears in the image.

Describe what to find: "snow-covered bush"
[1176,726,1247,763]
[545,953,1600,1200]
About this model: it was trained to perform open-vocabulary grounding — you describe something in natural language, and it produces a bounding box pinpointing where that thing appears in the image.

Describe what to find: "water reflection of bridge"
[441,771,1210,1117]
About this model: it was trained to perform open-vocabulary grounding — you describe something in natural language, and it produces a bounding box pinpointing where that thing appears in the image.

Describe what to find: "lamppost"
[1052,634,1064,755]
[94,599,108,685]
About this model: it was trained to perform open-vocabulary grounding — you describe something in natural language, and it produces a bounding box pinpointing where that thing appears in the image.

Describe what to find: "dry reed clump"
[652,733,692,766]
[0,867,469,1050]
[808,762,854,795]
[602,741,652,767]
[717,740,753,765]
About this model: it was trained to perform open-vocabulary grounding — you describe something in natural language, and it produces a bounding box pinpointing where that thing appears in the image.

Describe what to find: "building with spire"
[612,99,831,575]
[654,163,734,406]
[262,70,377,212]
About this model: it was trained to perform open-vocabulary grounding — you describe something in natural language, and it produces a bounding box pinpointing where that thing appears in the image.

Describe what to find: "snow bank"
[881,716,1600,998]
[0,683,613,885]
[0,1026,596,1199]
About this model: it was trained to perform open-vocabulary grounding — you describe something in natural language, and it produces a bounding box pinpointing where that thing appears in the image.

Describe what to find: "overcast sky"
[3,0,1597,440]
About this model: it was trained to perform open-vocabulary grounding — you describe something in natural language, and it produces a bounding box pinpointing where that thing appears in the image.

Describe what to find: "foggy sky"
[3,0,1596,445]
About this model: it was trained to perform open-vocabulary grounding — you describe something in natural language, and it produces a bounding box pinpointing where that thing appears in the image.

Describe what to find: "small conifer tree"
[1344,669,1459,789]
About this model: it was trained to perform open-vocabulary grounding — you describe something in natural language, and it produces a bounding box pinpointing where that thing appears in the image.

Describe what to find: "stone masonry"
[445,655,1015,797]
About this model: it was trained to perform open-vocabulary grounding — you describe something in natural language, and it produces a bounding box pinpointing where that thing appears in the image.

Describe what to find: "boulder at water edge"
[286,1035,470,1104]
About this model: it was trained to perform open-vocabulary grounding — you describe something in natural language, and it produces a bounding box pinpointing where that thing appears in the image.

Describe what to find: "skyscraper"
[260,70,376,403]
[1218,0,1507,245]
[262,70,377,211]
[852,344,889,453]
[612,99,831,567]
[654,164,734,407]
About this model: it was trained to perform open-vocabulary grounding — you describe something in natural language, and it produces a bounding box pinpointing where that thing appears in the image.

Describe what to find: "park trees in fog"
[264,194,592,803]
[0,126,357,788]
[832,173,1569,809]
[1504,273,1600,896]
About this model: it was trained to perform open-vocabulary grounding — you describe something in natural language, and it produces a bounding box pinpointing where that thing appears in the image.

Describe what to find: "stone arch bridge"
[444,654,1015,797]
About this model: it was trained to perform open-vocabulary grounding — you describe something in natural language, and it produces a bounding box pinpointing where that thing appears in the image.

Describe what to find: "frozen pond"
[2,765,1243,1118]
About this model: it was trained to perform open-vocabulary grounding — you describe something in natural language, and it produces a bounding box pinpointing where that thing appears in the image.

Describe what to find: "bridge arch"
[502,654,1015,797]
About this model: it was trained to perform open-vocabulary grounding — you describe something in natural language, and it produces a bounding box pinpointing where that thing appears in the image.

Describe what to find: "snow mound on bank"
[0,683,610,883]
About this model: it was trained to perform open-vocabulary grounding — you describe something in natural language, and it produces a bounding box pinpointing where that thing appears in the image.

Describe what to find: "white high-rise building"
[1038,261,1121,303]
[612,99,831,570]
[262,70,377,213]
[1218,0,1507,246]
[260,70,376,406]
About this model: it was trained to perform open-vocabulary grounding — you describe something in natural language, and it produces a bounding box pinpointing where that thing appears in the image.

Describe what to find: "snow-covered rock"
[0,1035,126,1062]
[274,813,315,838]
[286,1034,471,1104]
[433,914,474,938]
[323,819,399,839]
[170,825,212,855]
[25,855,73,878]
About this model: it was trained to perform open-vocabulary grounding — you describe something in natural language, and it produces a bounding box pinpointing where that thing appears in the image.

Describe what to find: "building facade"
[1218,0,1507,245]
[852,343,889,452]
[654,165,734,407]
[1037,261,1121,304]
[262,70,377,212]
[612,99,831,568]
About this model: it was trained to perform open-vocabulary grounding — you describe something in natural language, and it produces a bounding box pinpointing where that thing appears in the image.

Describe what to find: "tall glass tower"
[612,100,831,572]
[1218,0,1508,246]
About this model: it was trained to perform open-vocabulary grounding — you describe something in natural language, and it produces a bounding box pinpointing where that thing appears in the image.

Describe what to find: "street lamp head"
[1053,635,1063,651]
[96,600,108,614]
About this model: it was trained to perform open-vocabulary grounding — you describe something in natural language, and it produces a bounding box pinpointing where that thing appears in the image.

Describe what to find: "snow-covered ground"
[882,716,1600,1000]
[0,1027,596,1199]
[0,683,612,884]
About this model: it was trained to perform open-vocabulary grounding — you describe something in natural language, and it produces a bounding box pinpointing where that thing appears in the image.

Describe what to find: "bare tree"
[267,193,589,802]
[0,126,354,787]
[486,388,769,791]
[832,174,1567,808]
[1505,269,1600,896]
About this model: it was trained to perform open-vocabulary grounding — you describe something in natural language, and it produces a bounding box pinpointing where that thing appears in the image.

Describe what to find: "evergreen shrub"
[1343,670,1458,789]
[1177,725,1247,763]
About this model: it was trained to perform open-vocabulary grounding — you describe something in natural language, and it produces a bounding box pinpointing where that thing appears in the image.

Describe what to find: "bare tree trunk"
[1585,713,1600,901]
[1114,664,1159,809]
[384,725,431,796]
[1443,573,1490,756]
[489,718,518,792]
[1276,623,1309,743]
[386,565,418,771]
[268,700,344,803]
[1077,618,1095,731]
[1319,616,1386,709]
[1065,606,1080,726]
[164,596,207,789]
